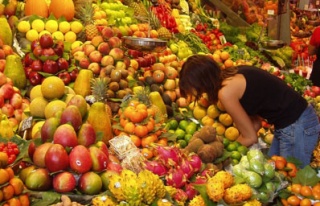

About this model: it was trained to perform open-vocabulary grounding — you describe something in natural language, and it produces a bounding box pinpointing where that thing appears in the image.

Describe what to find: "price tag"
[267,10,275,15]
[19,116,33,132]
[304,4,309,10]
[219,35,227,45]
[238,49,245,55]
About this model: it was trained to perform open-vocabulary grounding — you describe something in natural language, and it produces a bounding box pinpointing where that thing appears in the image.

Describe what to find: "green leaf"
[193,184,217,206]
[292,165,320,186]
[30,191,61,206]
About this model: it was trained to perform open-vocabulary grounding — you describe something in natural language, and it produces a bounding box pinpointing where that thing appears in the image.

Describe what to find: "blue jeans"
[268,104,320,168]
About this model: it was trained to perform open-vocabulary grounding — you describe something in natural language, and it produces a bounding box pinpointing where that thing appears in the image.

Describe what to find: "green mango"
[4,54,27,89]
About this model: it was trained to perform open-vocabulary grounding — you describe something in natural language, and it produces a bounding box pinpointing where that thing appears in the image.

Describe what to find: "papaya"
[149,91,167,121]
[0,17,13,46]
[86,102,113,144]
[73,69,93,97]
[4,55,27,89]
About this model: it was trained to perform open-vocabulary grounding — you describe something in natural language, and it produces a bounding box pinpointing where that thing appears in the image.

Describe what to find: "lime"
[17,21,31,33]
[185,123,197,135]
[45,20,58,33]
[26,29,39,42]
[177,139,187,148]
[230,151,242,161]
[231,158,239,165]
[175,128,185,140]
[179,120,189,130]
[222,138,230,147]
[59,21,71,33]
[169,119,179,130]
[237,145,248,155]
[31,19,45,32]
[226,142,238,152]
[184,134,193,143]
[168,129,175,134]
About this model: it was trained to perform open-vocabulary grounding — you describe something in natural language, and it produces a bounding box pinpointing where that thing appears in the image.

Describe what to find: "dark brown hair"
[179,54,238,104]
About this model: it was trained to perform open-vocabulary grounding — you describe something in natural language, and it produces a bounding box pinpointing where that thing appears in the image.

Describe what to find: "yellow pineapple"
[78,2,99,40]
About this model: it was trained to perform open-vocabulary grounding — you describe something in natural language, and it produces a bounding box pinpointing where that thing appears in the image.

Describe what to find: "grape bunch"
[0,142,19,164]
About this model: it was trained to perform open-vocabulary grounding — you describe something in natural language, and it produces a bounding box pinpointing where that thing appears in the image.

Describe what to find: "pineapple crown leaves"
[90,77,109,103]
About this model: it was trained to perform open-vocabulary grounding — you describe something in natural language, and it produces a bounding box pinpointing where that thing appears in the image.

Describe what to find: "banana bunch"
[0,114,14,139]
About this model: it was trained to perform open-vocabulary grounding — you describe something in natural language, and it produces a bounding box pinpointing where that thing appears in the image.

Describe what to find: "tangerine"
[141,148,153,159]
[2,185,14,200]
[124,122,135,134]
[141,134,157,148]
[9,177,24,195]
[0,169,10,185]
[130,135,141,147]
[287,195,300,206]
[287,162,298,177]
[300,185,313,197]
[291,183,302,194]
[299,198,312,206]
[134,125,148,138]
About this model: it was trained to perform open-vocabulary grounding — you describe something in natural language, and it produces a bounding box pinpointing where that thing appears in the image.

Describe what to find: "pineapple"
[90,77,109,103]
[78,2,99,40]
[123,0,148,18]
[149,11,172,40]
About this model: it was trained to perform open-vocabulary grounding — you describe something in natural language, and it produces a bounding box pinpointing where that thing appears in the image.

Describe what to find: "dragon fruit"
[185,184,198,200]
[173,188,188,203]
[154,145,181,166]
[144,160,168,176]
[179,158,194,179]
[165,167,187,188]
[188,153,203,172]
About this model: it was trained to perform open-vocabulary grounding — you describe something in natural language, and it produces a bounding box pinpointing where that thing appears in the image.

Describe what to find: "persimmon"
[275,159,286,170]
[157,138,168,146]
[141,134,157,148]
[137,107,148,119]
[124,122,135,134]
[123,106,135,119]
[299,198,312,206]
[287,195,300,206]
[134,125,148,138]
[141,148,154,159]
[130,135,141,147]
[19,194,30,206]
[312,183,320,199]
[0,190,3,202]
[9,177,24,195]
[291,183,302,194]
[120,118,128,128]
[146,120,155,132]
[0,169,10,185]
[129,111,145,123]
[6,197,21,206]
[300,186,312,197]
[2,185,14,200]
[281,198,288,206]
[286,162,298,177]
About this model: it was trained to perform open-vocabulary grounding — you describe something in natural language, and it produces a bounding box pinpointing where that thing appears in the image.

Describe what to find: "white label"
[267,10,275,15]
[304,4,309,9]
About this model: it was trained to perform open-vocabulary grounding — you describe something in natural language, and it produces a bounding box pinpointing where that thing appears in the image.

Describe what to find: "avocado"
[166,105,174,118]
[162,93,172,106]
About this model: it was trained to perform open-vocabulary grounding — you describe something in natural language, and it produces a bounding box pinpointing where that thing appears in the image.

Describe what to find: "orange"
[299,198,312,206]
[9,177,24,195]
[141,134,157,148]
[120,118,128,128]
[141,148,154,159]
[134,125,148,138]
[129,111,145,123]
[275,159,286,170]
[6,197,21,206]
[130,135,141,147]
[287,162,298,177]
[300,185,312,197]
[291,183,302,194]
[0,169,10,185]
[224,59,234,68]
[287,195,300,206]
[312,183,320,199]
[2,185,14,200]
[124,122,135,134]
[146,120,155,132]
[19,194,30,206]
[220,51,230,61]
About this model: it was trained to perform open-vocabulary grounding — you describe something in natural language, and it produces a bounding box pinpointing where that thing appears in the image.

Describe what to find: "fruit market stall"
[0,0,320,205]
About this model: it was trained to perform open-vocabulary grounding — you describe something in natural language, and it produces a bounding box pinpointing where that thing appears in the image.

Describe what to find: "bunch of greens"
[283,72,312,94]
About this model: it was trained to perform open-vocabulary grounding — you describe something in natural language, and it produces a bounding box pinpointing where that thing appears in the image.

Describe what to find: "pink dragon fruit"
[154,145,181,166]
[185,184,198,200]
[165,167,187,188]
[173,189,188,202]
[192,175,208,184]
[188,153,203,172]
[179,158,194,179]
[144,160,168,176]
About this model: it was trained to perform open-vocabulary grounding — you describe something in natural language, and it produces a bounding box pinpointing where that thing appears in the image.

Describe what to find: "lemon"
[29,97,49,118]
[224,126,239,141]
[201,115,214,126]
[31,19,45,32]
[29,85,43,101]
[71,40,83,50]
[44,99,67,119]
[39,30,51,37]
[218,113,233,127]
[26,29,39,42]
[17,21,31,33]
[212,122,225,136]
[70,21,83,34]
[52,31,64,41]
[45,20,58,33]
[59,21,71,33]
[64,31,77,43]
[193,105,207,120]
[207,104,221,119]
[41,76,66,100]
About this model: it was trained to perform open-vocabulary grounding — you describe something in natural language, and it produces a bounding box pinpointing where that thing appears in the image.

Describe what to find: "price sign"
[267,10,275,15]
[219,35,227,45]
[19,116,33,132]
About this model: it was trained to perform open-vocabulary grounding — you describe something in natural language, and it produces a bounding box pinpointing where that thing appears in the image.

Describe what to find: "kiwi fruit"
[150,84,161,93]
[124,88,133,95]
[110,69,122,82]
[120,69,129,79]
[107,89,115,98]
[105,65,115,75]
[162,93,172,105]
[119,79,128,89]
[145,76,154,85]
[116,90,128,99]
[109,82,120,92]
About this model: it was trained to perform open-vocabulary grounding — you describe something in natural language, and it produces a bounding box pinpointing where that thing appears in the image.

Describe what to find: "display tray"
[292,31,312,38]
[260,40,286,50]
[307,19,320,26]
[121,36,167,52]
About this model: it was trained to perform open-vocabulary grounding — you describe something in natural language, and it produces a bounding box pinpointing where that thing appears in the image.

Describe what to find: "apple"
[28,71,43,86]
[100,55,114,67]
[108,36,122,48]
[69,145,92,174]
[60,105,83,131]
[128,49,143,58]
[53,171,77,193]
[137,57,148,68]
[97,42,110,55]
[45,144,69,172]
[79,57,90,69]
[41,48,56,58]
[1,103,14,117]
[73,51,86,61]
[41,116,60,143]
[69,68,79,81]
[0,95,4,108]
[31,39,40,51]
[53,40,64,57]
[88,62,101,75]
[43,59,59,74]
[77,123,96,147]
[89,145,109,172]
[25,168,52,191]
[0,83,14,99]
[32,142,54,168]
[109,48,124,61]
[57,58,69,71]
[101,26,114,40]
[39,33,54,48]
[89,50,102,63]
[115,61,126,70]
[9,93,22,109]
[311,86,320,96]
[0,49,5,59]
[0,72,7,86]
[53,124,78,148]
[83,44,96,56]
[30,60,43,71]
[23,53,33,66]
[32,46,43,58]
[58,71,71,85]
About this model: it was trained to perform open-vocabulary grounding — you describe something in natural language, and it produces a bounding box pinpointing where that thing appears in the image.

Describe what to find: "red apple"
[31,60,43,71]
[69,68,79,81]
[311,86,320,96]
[128,49,143,58]
[89,50,102,63]
[23,53,33,66]
[109,48,124,61]
[43,59,59,74]
[45,144,69,172]
[39,33,54,49]
[88,62,101,75]
[57,58,69,71]
[53,171,77,193]
[41,48,56,58]
[53,124,78,148]
[53,43,64,57]
[31,39,40,51]
[58,71,71,85]
[97,42,110,55]
[32,46,43,58]
[101,26,114,40]
[69,145,92,174]
[9,93,22,109]
[28,71,43,86]
[1,103,14,117]
[0,83,14,99]
[108,36,122,48]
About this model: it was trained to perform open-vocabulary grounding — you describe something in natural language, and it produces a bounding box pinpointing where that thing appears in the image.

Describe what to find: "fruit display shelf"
[121,36,167,53]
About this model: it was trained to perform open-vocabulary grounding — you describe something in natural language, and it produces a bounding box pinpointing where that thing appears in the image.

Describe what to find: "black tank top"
[237,66,308,129]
